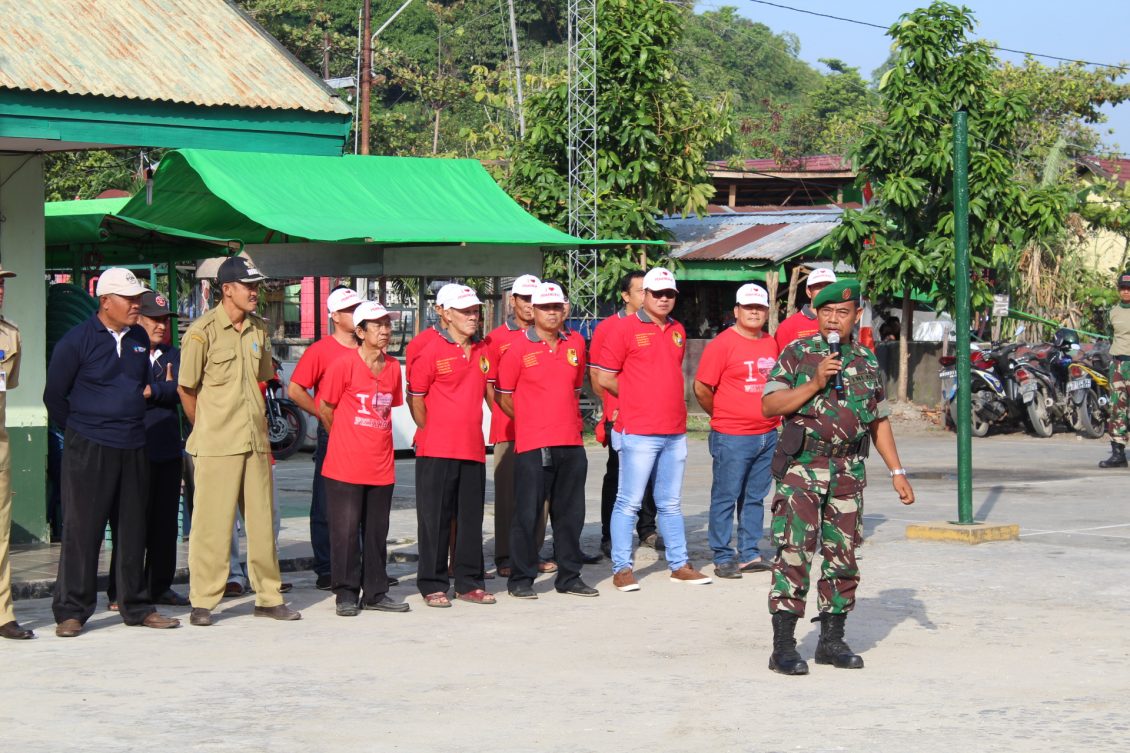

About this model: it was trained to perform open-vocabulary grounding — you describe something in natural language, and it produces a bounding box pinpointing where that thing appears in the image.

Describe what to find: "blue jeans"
[611,433,688,573]
[707,429,778,565]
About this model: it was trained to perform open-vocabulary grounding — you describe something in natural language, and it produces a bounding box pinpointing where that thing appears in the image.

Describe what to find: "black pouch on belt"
[771,421,805,480]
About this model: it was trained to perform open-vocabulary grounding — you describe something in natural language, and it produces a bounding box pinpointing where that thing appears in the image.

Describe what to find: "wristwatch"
[889,468,907,477]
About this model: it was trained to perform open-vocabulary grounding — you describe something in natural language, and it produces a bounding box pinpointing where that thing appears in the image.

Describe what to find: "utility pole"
[953,109,974,525]
[506,0,526,138]
[359,0,372,155]
[566,0,599,325]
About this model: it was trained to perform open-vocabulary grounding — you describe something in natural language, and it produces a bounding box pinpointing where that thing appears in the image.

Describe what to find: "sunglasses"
[648,289,678,300]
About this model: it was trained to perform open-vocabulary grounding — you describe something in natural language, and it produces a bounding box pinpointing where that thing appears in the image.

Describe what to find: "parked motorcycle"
[265,356,304,460]
[939,341,1030,437]
[1066,339,1112,440]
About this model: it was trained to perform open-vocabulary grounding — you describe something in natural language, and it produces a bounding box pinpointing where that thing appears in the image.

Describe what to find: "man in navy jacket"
[44,269,180,637]
[107,291,188,608]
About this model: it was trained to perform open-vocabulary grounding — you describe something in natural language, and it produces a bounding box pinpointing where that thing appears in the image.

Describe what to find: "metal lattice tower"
[566,0,599,324]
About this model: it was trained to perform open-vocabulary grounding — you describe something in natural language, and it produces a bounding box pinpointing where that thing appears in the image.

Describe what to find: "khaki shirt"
[179,305,273,456]
[1110,305,1130,358]
[0,318,19,442]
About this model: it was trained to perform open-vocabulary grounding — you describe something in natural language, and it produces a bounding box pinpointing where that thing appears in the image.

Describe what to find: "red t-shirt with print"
[695,327,781,435]
[320,351,403,486]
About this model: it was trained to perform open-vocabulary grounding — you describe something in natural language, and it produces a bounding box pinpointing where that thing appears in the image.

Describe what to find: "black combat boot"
[1098,441,1128,469]
[768,612,809,675]
[813,613,864,669]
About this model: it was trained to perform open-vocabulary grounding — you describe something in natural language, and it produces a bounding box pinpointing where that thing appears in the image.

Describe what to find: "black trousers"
[108,456,183,602]
[415,457,485,596]
[510,445,587,590]
[53,429,153,626]
[600,423,658,541]
[325,478,393,605]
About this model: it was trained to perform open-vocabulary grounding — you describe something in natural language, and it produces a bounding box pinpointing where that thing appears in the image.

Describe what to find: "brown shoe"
[139,612,181,629]
[537,560,558,574]
[223,581,246,597]
[189,608,213,627]
[613,568,640,592]
[669,563,712,585]
[254,604,302,621]
[55,619,83,638]
[0,621,35,640]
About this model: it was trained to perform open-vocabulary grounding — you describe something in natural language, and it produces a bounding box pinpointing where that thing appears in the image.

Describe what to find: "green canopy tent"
[109,149,659,279]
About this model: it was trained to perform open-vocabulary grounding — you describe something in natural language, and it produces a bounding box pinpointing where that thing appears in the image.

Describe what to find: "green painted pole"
[953,110,974,525]
[167,260,180,348]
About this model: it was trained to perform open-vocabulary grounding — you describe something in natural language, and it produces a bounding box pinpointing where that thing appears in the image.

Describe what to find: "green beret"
[812,280,861,308]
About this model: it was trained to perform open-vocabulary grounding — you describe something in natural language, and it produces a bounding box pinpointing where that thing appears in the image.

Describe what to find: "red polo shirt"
[496,328,586,453]
[593,310,687,435]
[290,335,355,400]
[774,306,819,350]
[320,352,402,486]
[485,321,527,444]
[588,310,628,431]
[407,330,489,462]
[404,326,441,393]
[695,327,781,435]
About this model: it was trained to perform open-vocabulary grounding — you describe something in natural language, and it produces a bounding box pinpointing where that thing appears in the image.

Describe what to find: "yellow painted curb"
[905,521,1020,544]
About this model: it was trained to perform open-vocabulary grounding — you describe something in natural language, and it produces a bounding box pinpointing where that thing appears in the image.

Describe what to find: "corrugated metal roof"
[0,0,351,115]
[660,207,842,263]
[708,154,854,173]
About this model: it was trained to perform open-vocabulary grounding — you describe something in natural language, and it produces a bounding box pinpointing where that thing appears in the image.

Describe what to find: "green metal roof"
[0,0,349,115]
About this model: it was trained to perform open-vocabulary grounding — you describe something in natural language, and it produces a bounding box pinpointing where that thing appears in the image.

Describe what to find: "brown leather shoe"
[613,568,640,592]
[55,619,83,638]
[253,604,302,621]
[139,611,181,629]
[0,620,35,640]
[189,608,213,627]
[669,563,712,585]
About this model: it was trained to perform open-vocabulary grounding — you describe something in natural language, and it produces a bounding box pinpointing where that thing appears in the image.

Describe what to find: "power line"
[739,0,1130,73]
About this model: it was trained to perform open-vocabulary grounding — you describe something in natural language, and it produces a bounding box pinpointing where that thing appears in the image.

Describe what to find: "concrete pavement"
[3,423,1128,752]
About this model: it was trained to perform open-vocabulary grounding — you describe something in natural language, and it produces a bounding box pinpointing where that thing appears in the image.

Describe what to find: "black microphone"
[827,331,844,395]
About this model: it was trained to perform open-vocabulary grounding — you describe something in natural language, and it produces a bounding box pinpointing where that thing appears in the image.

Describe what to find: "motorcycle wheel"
[1075,389,1106,440]
[270,402,304,461]
[947,394,992,438]
[1026,384,1054,438]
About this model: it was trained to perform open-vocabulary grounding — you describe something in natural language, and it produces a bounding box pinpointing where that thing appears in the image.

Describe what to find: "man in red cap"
[288,285,364,589]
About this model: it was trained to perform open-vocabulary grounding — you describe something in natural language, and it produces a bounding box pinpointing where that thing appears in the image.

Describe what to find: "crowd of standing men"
[1,258,929,675]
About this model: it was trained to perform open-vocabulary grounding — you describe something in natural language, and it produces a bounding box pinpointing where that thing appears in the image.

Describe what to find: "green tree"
[504,0,730,299]
[823,2,1074,399]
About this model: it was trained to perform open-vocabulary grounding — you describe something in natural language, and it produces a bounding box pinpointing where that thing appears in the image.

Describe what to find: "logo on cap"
[155,295,167,308]
[842,288,851,300]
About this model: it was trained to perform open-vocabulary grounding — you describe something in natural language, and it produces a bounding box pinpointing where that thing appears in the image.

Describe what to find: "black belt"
[802,436,863,458]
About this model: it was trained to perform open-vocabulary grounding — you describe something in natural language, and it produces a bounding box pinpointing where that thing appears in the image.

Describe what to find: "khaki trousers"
[188,451,282,610]
[0,426,13,625]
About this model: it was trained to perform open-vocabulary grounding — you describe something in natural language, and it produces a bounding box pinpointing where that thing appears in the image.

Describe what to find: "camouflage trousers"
[768,465,863,617]
[1108,360,1130,440]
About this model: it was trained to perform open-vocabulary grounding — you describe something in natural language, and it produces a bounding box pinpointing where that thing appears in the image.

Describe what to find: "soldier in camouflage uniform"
[1098,271,1130,468]
[761,280,915,675]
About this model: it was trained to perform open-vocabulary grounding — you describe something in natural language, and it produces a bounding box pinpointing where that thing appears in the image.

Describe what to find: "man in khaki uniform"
[177,257,299,626]
[0,266,32,640]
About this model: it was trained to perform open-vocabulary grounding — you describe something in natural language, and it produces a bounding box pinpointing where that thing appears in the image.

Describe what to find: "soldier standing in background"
[1098,271,1130,468]
[760,280,914,675]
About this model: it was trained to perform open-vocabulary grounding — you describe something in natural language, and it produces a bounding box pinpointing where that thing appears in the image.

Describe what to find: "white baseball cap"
[510,274,541,296]
[327,287,363,313]
[353,300,392,327]
[532,282,566,305]
[807,268,838,287]
[434,283,463,309]
[96,268,146,297]
[446,285,483,310]
[736,283,769,307]
[642,267,678,292]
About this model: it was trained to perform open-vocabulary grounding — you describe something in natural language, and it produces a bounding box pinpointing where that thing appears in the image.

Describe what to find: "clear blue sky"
[716,0,1130,153]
